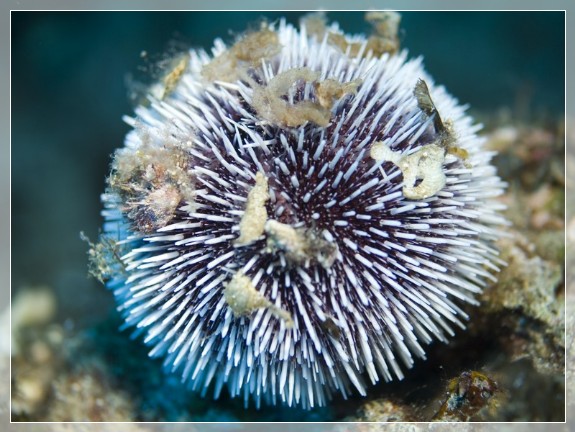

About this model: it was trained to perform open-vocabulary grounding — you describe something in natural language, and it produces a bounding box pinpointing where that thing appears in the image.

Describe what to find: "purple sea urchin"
[96,15,507,409]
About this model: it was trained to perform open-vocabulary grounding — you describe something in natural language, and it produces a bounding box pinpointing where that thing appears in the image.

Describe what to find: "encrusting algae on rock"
[432,371,499,421]
[90,12,509,410]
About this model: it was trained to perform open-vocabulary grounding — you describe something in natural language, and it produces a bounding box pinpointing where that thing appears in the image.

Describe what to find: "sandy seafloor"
[5,11,569,428]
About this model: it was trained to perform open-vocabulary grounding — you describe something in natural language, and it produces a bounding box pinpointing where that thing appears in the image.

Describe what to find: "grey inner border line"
[2,0,571,431]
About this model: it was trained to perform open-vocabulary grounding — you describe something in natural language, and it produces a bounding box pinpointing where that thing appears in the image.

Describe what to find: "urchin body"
[100,18,506,409]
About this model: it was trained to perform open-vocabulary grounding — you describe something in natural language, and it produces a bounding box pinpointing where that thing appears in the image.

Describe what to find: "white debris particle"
[371,141,447,200]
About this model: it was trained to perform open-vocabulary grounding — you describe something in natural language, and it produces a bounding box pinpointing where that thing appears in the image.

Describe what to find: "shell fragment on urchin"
[97,15,507,410]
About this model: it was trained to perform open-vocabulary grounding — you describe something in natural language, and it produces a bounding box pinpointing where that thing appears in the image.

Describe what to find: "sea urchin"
[94,13,507,409]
